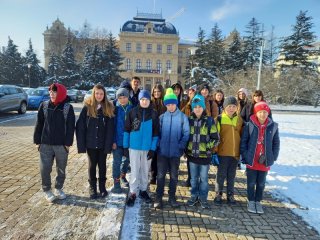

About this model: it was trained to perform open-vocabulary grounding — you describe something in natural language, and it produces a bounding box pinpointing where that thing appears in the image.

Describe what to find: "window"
[178,50,183,57]
[148,28,152,33]
[136,59,141,70]
[167,45,172,54]
[156,60,162,73]
[126,43,131,52]
[126,58,131,70]
[146,59,152,70]
[178,65,182,74]
[8,87,18,94]
[136,43,141,52]
[147,44,152,53]
[157,44,162,53]
[166,60,172,71]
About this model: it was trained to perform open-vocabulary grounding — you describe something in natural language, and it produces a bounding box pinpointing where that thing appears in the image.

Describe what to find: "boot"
[89,181,98,199]
[111,178,123,194]
[168,196,179,208]
[214,192,223,205]
[99,180,108,198]
[120,173,129,187]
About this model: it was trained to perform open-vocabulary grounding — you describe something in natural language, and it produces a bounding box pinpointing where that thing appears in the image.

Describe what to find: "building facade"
[43,13,194,90]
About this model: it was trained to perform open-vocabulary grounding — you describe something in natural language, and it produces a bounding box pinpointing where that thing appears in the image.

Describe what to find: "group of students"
[33,76,280,214]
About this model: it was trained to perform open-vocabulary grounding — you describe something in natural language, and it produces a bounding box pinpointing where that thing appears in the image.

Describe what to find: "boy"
[123,90,159,206]
[240,101,280,214]
[214,96,243,205]
[34,83,75,203]
[111,88,133,193]
[154,88,190,209]
[185,94,219,209]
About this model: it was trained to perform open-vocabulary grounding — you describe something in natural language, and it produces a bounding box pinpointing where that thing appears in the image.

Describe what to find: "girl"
[150,84,166,184]
[76,84,114,199]
[199,83,218,118]
[213,89,225,115]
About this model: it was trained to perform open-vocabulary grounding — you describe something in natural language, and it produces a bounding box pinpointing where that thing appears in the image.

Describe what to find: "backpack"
[42,101,71,131]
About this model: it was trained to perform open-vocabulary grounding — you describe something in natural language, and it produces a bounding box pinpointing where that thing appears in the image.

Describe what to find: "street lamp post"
[27,63,31,88]
[188,46,198,88]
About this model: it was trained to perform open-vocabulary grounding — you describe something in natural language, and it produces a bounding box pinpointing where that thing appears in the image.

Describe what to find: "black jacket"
[241,102,273,123]
[33,98,75,146]
[76,106,114,154]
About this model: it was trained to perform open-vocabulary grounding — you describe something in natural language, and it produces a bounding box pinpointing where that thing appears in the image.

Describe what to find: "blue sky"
[1,0,319,66]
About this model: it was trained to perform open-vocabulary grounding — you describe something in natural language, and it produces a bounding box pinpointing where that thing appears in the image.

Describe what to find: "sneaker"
[187,196,198,206]
[168,197,180,208]
[44,190,56,203]
[227,194,236,204]
[139,191,152,203]
[199,199,210,209]
[247,201,256,213]
[89,186,98,199]
[126,193,136,207]
[100,190,108,198]
[255,201,264,214]
[154,198,163,209]
[55,189,66,200]
[111,179,123,194]
[214,194,222,205]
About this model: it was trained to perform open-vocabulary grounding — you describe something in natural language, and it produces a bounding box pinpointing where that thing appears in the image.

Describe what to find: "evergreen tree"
[0,37,25,85]
[60,33,80,87]
[225,29,245,72]
[46,53,62,85]
[277,10,317,71]
[242,18,265,69]
[100,32,123,86]
[265,25,279,68]
[25,39,46,87]
[207,23,225,73]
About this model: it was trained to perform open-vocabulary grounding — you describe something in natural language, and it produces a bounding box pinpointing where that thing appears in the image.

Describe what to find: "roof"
[121,12,177,35]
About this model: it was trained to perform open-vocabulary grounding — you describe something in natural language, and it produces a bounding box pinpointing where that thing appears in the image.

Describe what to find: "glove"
[123,148,129,158]
[147,150,155,160]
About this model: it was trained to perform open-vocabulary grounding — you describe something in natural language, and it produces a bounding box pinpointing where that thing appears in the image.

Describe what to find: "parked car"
[67,89,84,103]
[27,88,50,109]
[106,88,116,100]
[0,85,28,114]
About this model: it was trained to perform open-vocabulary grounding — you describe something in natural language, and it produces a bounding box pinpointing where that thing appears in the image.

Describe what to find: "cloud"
[211,1,241,21]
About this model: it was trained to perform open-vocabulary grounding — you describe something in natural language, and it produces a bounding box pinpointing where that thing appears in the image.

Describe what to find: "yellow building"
[118,12,193,90]
[43,13,194,90]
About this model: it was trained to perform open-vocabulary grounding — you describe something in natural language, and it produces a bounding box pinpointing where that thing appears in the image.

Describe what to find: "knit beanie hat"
[254,101,270,114]
[191,94,206,110]
[163,88,178,106]
[189,84,197,92]
[223,96,238,108]
[238,88,248,96]
[138,89,151,100]
[116,88,129,99]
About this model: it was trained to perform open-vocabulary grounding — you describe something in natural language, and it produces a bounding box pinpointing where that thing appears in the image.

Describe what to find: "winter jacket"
[205,97,218,118]
[240,116,280,167]
[216,111,243,159]
[186,113,219,164]
[76,105,114,154]
[151,99,166,116]
[114,102,133,147]
[123,105,159,151]
[130,89,140,107]
[158,109,190,158]
[33,97,75,146]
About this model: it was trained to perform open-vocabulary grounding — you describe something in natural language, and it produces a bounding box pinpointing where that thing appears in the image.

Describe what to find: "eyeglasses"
[49,90,57,94]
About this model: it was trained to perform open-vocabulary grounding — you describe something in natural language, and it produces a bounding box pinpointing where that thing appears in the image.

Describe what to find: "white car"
[106,88,116,100]
[84,89,93,102]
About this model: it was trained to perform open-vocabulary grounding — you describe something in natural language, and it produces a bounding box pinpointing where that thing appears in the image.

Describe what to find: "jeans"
[112,146,129,179]
[150,152,158,180]
[246,168,268,202]
[156,155,180,199]
[215,156,238,195]
[189,161,210,201]
[39,144,68,192]
[87,148,107,185]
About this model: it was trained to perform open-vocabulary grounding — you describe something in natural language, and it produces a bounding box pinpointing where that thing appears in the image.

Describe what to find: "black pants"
[87,148,107,185]
[156,155,180,199]
[151,152,158,180]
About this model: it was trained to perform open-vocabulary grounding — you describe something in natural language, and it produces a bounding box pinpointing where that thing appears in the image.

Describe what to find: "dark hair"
[252,90,264,102]
[132,76,141,82]
[151,84,165,100]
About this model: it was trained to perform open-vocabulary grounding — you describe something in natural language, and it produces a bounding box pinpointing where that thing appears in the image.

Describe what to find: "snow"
[262,111,320,234]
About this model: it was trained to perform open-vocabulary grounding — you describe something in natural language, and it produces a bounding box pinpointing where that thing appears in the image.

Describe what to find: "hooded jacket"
[33,87,75,146]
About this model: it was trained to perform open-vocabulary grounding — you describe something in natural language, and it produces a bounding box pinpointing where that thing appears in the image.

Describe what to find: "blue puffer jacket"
[158,109,190,158]
[123,105,159,151]
[240,117,280,167]
[114,101,133,147]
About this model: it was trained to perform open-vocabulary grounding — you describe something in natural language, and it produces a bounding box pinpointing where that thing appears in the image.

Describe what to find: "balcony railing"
[135,69,161,74]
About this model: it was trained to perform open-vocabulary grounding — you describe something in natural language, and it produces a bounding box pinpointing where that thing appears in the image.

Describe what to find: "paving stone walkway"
[0,107,319,240]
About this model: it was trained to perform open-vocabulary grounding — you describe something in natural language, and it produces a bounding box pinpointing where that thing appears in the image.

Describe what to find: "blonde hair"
[85,84,114,118]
